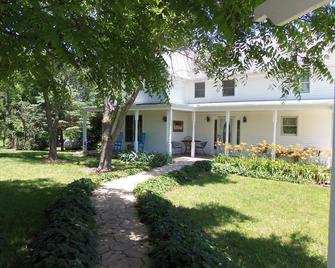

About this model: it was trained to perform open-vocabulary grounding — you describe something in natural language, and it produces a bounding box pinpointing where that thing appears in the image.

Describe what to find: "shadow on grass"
[214,231,326,268]
[156,196,326,268]
[0,179,64,268]
[0,150,100,168]
[186,172,237,187]
[146,169,327,268]
[179,203,255,229]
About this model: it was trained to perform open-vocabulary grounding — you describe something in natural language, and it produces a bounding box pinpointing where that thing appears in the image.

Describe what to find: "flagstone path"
[92,157,202,268]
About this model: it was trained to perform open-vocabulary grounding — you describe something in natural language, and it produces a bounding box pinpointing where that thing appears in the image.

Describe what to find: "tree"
[1,0,335,167]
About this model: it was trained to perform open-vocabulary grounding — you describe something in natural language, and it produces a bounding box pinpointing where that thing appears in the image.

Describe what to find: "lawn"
[0,149,147,267]
[166,173,330,268]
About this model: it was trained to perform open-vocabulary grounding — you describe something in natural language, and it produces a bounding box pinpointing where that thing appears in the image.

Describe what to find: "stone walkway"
[92,157,202,268]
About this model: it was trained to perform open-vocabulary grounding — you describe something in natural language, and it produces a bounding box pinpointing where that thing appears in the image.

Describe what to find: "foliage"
[117,151,172,168]
[134,162,235,268]
[29,178,97,268]
[213,155,330,184]
[87,113,102,150]
[215,140,330,164]
[64,126,82,141]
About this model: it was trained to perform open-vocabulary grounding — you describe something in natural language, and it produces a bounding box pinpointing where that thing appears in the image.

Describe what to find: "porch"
[82,99,333,158]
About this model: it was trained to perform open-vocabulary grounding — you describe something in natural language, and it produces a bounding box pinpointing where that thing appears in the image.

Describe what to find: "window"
[125,115,143,142]
[282,117,298,136]
[300,76,310,93]
[222,80,235,96]
[194,82,205,98]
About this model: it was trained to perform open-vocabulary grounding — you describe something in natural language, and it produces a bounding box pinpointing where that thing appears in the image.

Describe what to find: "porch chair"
[138,133,146,152]
[172,141,183,155]
[112,132,123,152]
[196,141,207,155]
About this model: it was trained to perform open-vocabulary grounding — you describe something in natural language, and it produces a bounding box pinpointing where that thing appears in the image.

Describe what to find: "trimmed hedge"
[134,162,236,268]
[213,155,330,184]
[118,151,172,168]
[29,178,97,268]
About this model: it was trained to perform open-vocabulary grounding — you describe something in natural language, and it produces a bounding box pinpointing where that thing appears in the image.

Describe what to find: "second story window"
[194,82,205,98]
[300,76,310,93]
[222,80,235,96]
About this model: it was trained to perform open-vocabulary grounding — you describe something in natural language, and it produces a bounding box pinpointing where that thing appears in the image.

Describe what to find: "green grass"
[0,149,149,267]
[166,173,330,268]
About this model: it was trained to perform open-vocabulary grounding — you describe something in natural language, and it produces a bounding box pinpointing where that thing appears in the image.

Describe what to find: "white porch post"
[328,99,335,268]
[191,111,196,157]
[134,110,139,152]
[225,111,231,156]
[82,110,88,153]
[272,110,278,160]
[167,109,173,156]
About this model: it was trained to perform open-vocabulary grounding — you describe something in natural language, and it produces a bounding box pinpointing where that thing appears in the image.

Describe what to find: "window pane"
[222,80,235,96]
[283,117,297,126]
[301,82,310,93]
[223,87,234,96]
[300,76,310,93]
[223,80,234,88]
[282,117,297,135]
[195,82,205,98]
[283,126,297,134]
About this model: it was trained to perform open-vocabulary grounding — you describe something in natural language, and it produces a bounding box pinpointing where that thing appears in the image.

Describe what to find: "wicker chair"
[195,141,207,155]
[172,141,183,155]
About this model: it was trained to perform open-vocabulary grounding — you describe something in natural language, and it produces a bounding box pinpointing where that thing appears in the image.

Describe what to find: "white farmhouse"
[83,53,334,157]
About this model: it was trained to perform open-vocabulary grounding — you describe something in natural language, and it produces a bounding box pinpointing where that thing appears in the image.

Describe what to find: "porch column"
[167,109,173,156]
[225,111,230,156]
[82,110,88,153]
[328,101,335,268]
[191,111,196,157]
[134,110,139,152]
[271,110,278,160]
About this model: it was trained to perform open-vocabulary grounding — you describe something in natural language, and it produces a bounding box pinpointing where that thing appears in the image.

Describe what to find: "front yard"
[0,149,148,267]
[166,172,330,267]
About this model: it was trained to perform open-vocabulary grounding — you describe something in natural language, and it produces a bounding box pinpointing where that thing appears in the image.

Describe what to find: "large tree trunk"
[98,90,139,171]
[43,89,60,161]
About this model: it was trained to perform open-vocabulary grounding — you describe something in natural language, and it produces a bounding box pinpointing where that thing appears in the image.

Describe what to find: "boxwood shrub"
[213,155,330,184]
[29,178,97,268]
[118,151,172,168]
[134,162,236,268]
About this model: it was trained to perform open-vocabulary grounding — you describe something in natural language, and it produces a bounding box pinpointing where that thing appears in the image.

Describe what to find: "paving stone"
[93,157,201,268]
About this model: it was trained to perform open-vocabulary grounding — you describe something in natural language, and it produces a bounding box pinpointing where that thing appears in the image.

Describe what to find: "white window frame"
[281,116,298,136]
[194,82,205,98]
[222,80,235,96]
[300,76,310,93]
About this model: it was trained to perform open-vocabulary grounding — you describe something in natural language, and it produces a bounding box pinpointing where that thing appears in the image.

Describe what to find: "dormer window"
[222,80,235,96]
[300,76,310,93]
[194,82,205,98]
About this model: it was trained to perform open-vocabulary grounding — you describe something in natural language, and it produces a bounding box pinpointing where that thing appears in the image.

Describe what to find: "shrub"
[134,162,235,268]
[213,155,330,184]
[118,152,172,168]
[29,179,97,268]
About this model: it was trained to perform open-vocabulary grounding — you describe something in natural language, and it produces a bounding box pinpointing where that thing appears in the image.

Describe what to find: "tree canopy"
[1,0,335,165]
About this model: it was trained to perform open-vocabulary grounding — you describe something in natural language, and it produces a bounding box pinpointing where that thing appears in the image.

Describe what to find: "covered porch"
[82,99,333,159]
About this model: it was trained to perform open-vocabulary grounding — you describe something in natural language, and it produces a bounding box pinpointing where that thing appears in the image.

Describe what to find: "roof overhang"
[130,99,334,112]
[254,0,330,26]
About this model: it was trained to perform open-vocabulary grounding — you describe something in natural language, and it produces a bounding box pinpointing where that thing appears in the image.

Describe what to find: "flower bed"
[213,155,330,184]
